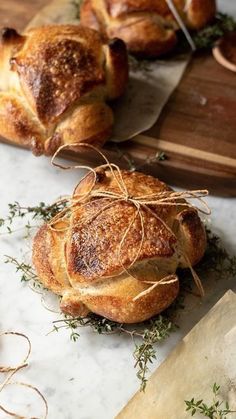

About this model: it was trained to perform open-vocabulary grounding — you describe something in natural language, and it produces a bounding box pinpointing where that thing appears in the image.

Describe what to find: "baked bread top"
[67,170,177,284]
[32,168,207,323]
[0,25,128,155]
[10,26,106,124]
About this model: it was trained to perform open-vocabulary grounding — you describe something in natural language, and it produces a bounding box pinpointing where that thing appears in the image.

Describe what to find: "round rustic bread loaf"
[80,0,216,57]
[0,25,128,155]
[32,169,207,323]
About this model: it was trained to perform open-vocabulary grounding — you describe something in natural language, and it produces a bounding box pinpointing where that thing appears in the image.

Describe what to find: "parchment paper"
[117,290,236,419]
[26,0,190,143]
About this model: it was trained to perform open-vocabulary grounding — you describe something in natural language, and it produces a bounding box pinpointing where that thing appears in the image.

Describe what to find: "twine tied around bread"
[49,143,210,300]
[0,331,48,419]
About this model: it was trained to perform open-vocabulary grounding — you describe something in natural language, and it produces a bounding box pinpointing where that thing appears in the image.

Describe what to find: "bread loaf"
[33,169,207,323]
[80,0,216,57]
[0,25,128,155]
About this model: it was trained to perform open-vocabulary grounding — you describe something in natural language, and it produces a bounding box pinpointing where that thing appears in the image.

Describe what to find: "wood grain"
[0,0,49,30]
[0,0,235,196]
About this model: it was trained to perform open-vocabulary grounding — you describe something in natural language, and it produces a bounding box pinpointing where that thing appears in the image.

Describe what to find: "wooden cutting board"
[1,0,236,196]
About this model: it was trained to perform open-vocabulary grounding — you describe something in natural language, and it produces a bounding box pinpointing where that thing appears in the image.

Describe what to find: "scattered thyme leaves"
[193,12,236,50]
[52,314,119,340]
[113,145,167,173]
[156,151,167,161]
[185,383,236,418]
[128,55,153,73]
[51,313,174,391]
[0,200,67,234]
[138,151,168,169]
[71,0,82,19]
[133,317,174,391]
[196,228,236,280]
[4,255,43,290]
[48,226,236,390]
[113,145,136,171]
[4,198,236,391]
[128,12,236,67]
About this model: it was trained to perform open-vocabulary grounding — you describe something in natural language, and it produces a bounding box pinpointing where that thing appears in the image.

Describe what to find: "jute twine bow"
[49,143,211,299]
[0,332,48,418]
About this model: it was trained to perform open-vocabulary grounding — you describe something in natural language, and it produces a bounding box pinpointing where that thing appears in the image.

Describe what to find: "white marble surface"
[0,1,236,418]
[0,149,235,419]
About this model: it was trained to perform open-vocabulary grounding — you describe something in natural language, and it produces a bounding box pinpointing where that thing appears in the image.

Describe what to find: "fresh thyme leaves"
[133,317,174,391]
[156,151,167,161]
[0,200,67,234]
[196,228,236,280]
[137,151,168,170]
[193,12,236,50]
[113,145,167,172]
[113,145,136,171]
[52,314,119,342]
[128,12,236,71]
[71,0,82,19]
[4,255,38,283]
[51,313,174,390]
[4,255,44,291]
[128,55,153,73]
[3,198,236,391]
[185,383,236,418]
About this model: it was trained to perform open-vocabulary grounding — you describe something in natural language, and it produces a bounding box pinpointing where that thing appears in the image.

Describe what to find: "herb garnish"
[129,12,236,72]
[71,0,82,19]
[1,201,236,390]
[193,12,236,50]
[133,317,174,391]
[196,228,236,280]
[4,255,38,283]
[113,145,167,172]
[51,313,174,391]
[0,200,67,234]
[185,383,236,418]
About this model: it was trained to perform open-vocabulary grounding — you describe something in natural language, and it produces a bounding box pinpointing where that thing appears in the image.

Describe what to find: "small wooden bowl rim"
[212,32,236,73]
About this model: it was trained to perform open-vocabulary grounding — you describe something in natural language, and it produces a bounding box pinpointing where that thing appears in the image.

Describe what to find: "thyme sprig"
[128,55,153,73]
[0,200,67,234]
[4,255,38,283]
[52,314,119,342]
[193,12,236,50]
[4,255,44,290]
[129,12,236,74]
[2,200,236,391]
[133,317,174,391]
[196,228,236,280]
[185,383,236,418]
[113,144,167,172]
[52,314,174,390]
[71,0,82,19]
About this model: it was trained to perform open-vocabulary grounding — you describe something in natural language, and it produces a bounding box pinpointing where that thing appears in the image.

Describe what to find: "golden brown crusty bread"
[80,0,216,57]
[32,169,207,323]
[0,25,128,155]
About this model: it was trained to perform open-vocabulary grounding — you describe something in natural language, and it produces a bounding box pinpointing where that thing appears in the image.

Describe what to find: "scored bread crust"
[0,25,128,155]
[33,169,206,323]
[67,170,177,284]
[80,0,216,57]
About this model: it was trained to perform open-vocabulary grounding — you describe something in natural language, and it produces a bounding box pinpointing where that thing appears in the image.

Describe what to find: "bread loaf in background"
[0,25,128,155]
[80,0,216,57]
